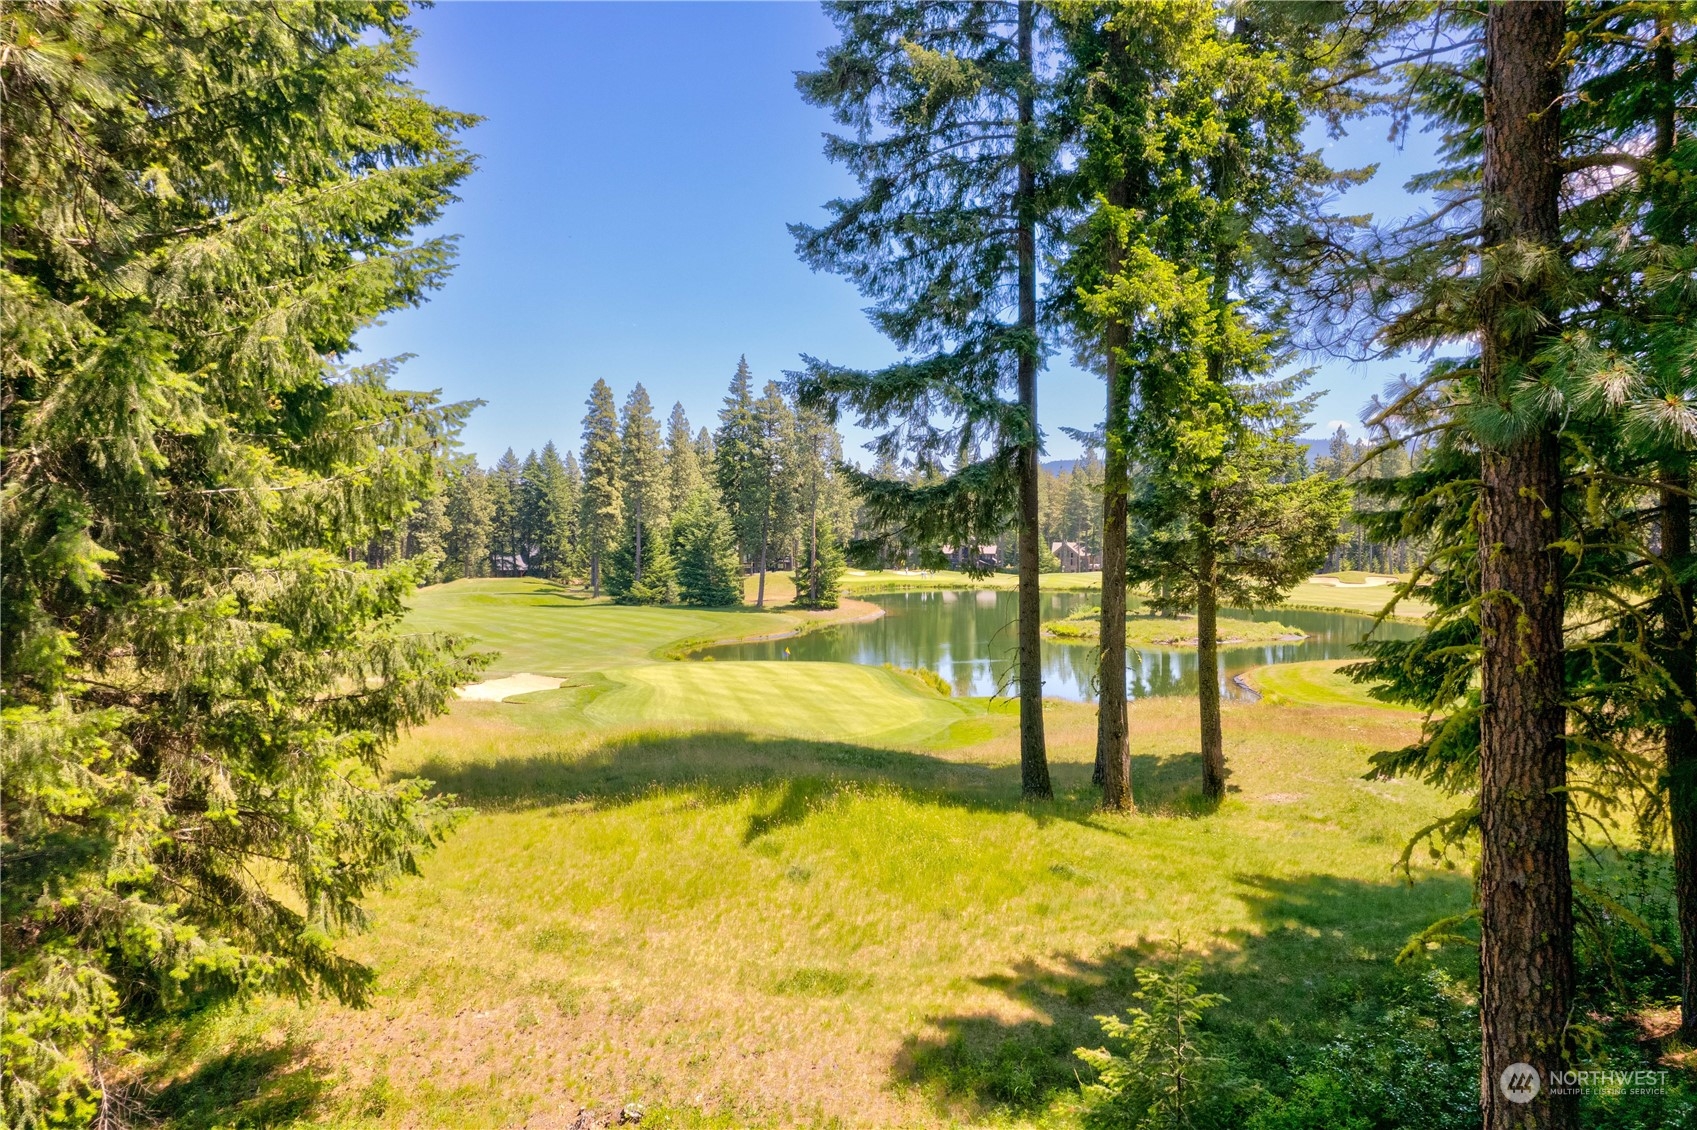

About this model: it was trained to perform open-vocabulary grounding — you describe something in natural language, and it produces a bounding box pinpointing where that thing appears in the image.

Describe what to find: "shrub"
[1076,961,1225,1129]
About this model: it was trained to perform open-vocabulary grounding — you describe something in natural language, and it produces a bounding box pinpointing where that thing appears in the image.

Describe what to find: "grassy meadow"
[142,576,1473,1129]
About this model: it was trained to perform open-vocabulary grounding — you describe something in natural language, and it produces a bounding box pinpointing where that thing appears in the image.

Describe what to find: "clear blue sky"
[354,1,1441,467]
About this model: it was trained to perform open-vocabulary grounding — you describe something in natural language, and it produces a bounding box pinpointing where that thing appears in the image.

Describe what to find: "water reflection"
[705,589,1422,703]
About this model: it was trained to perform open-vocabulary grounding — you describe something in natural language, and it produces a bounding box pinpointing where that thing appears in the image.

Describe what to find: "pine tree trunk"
[757,477,770,610]
[1661,467,1697,1040]
[1014,0,1050,800]
[808,489,820,608]
[634,496,644,584]
[1477,6,1574,1126]
[1646,15,1697,1044]
[1197,498,1224,805]
[1095,169,1132,810]
[591,549,600,598]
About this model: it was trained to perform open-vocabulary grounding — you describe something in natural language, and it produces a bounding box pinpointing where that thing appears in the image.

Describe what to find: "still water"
[706,589,1423,702]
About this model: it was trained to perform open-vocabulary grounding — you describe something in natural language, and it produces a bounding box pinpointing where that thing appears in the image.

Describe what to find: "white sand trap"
[456,673,565,702]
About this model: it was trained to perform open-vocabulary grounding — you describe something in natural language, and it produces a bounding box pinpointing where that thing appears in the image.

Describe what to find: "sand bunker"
[455,673,565,702]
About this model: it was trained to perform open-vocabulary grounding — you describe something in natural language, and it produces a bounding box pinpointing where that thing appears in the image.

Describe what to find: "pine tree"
[793,524,846,610]
[715,356,761,570]
[1339,5,1630,1120]
[406,467,452,581]
[529,442,577,579]
[694,425,716,471]
[673,487,743,607]
[0,5,482,1120]
[665,402,704,515]
[444,460,495,581]
[794,0,1063,798]
[604,519,676,605]
[792,404,846,609]
[1055,0,1355,808]
[579,379,623,596]
[618,383,668,583]
[750,381,797,608]
[561,450,584,577]
[489,447,524,574]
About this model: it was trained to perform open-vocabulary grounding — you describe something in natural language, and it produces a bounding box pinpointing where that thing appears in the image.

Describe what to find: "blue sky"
[354,1,1441,466]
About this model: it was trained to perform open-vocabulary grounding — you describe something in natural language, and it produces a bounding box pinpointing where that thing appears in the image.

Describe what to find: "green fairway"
[145,578,1471,1129]
[408,578,859,677]
[1280,578,1432,620]
[1245,659,1416,710]
[581,661,973,742]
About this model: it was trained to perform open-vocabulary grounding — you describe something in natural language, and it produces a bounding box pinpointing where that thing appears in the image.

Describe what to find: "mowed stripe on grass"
[584,661,970,742]
[407,578,816,677]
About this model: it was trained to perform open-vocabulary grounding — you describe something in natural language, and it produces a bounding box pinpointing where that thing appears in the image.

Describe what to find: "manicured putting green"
[584,660,970,742]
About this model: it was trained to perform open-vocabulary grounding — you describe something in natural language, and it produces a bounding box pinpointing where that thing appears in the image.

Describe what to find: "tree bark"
[1096,170,1133,811]
[1197,497,1224,804]
[807,484,821,607]
[1014,0,1051,799]
[633,496,643,583]
[756,462,772,609]
[1644,13,1697,1044]
[591,550,600,598]
[1477,6,1574,1127]
[1660,466,1697,1040]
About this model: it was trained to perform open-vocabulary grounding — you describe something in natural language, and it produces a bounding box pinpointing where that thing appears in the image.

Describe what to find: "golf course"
[138,574,1477,1129]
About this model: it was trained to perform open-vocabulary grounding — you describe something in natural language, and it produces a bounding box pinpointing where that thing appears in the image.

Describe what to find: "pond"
[705,589,1423,703]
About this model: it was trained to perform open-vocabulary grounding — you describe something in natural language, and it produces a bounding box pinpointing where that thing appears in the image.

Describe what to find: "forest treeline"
[367,358,856,608]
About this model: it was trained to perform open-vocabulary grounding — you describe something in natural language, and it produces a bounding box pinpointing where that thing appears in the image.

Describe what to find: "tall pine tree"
[617,383,668,584]
[579,379,622,596]
[0,4,483,1120]
[793,0,1064,797]
[715,356,761,573]
[665,401,704,515]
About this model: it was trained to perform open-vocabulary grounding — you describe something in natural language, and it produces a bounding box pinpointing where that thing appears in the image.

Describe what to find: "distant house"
[1051,540,1098,573]
[941,544,1000,571]
[489,552,529,576]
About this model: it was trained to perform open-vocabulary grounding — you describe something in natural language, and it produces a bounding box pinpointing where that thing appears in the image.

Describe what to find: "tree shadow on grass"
[892,869,1475,1123]
[145,1037,334,1130]
[413,729,1224,844]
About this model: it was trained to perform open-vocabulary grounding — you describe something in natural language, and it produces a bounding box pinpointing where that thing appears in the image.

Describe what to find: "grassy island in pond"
[1045,607,1308,648]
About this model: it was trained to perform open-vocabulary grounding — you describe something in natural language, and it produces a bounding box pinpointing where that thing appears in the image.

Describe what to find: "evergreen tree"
[673,487,743,607]
[444,460,495,581]
[789,403,851,609]
[694,425,716,471]
[579,379,622,596]
[793,523,846,610]
[794,0,1064,798]
[529,442,577,579]
[1056,0,1356,807]
[561,449,584,577]
[665,401,704,514]
[407,474,452,580]
[750,381,797,608]
[1347,4,1697,1098]
[618,383,668,583]
[0,5,482,1120]
[715,356,761,568]
[489,447,524,574]
[518,448,543,562]
[603,519,676,605]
